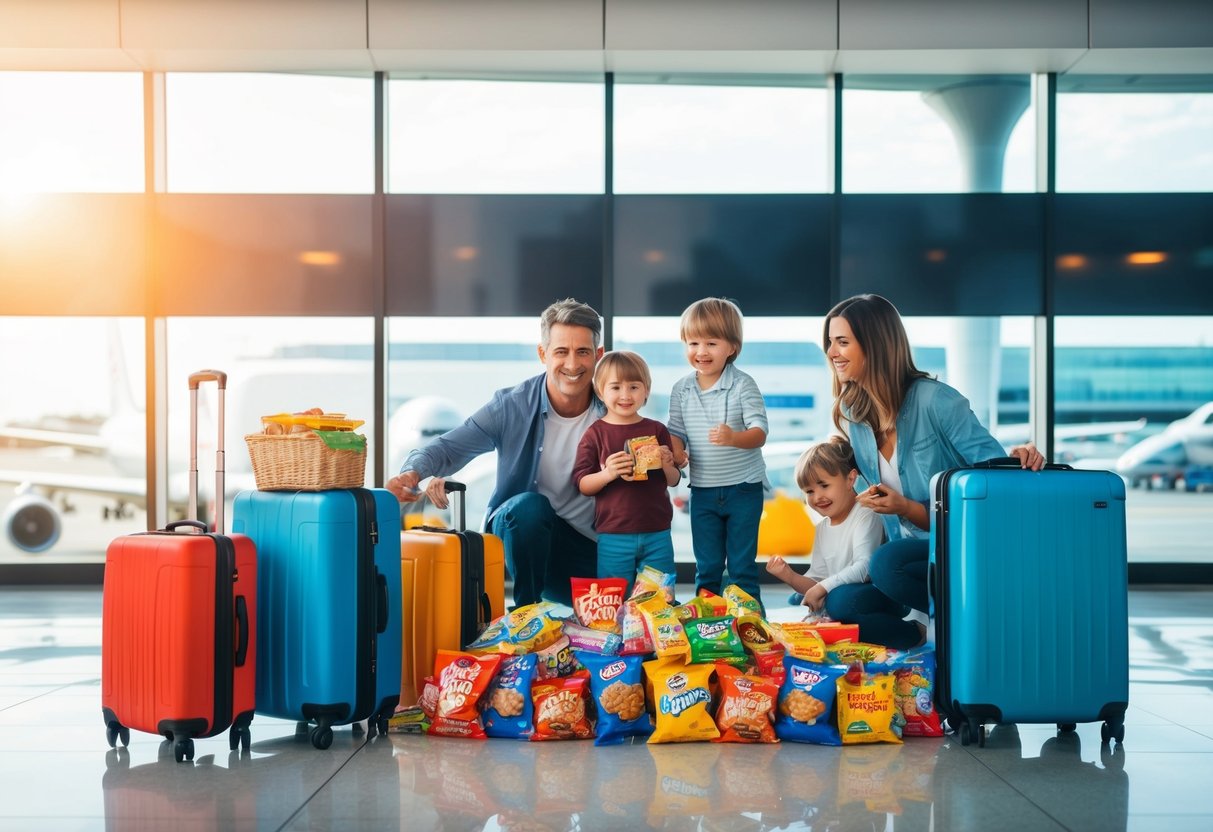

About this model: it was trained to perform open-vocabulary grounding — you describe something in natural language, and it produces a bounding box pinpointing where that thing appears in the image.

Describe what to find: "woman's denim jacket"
[845,377,1005,542]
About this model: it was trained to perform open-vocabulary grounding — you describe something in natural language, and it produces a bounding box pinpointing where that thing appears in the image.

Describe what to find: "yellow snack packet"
[838,671,903,745]
[504,602,562,653]
[722,584,763,618]
[644,657,719,743]
[770,622,828,663]
[650,607,690,660]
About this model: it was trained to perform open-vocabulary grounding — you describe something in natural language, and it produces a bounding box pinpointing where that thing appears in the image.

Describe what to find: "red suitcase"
[101,370,257,762]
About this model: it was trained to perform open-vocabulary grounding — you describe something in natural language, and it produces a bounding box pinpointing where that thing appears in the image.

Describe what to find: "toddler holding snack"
[573,350,680,593]
[766,436,884,613]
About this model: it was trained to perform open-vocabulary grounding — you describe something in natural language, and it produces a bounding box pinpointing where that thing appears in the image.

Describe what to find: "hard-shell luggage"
[102,370,257,763]
[231,487,401,748]
[399,481,505,706]
[929,458,1129,747]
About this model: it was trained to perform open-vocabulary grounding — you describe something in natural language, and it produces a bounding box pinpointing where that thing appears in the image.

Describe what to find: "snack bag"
[577,651,653,746]
[693,588,730,617]
[645,657,719,743]
[775,655,844,745]
[712,663,779,744]
[684,616,746,664]
[869,648,943,737]
[826,641,898,666]
[562,618,623,655]
[417,675,439,719]
[735,615,786,678]
[837,664,903,744]
[464,616,511,654]
[722,584,764,618]
[504,602,563,653]
[531,670,595,741]
[625,435,660,481]
[649,607,691,660]
[571,577,628,632]
[387,706,429,735]
[534,635,579,680]
[632,565,677,602]
[483,654,540,740]
[770,622,828,663]
[428,650,503,739]
[618,590,667,655]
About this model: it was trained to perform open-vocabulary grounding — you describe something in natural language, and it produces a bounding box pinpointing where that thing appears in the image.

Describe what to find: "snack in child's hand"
[625,435,659,481]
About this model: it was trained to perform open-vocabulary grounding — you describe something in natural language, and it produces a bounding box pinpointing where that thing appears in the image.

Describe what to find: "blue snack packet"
[483,654,539,740]
[576,650,653,746]
[775,656,845,746]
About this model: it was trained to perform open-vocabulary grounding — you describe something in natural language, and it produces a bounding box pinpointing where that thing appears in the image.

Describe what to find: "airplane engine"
[3,493,62,553]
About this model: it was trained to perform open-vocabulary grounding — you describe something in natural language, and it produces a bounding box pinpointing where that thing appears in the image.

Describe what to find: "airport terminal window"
[0,72,143,192]
[0,317,145,564]
[1055,316,1213,566]
[165,73,374,193]
[1057,76,1213,193]
[842,75,1035,193]
[165,317,375,521]
[613,76,830,194]
[386,78,604,194]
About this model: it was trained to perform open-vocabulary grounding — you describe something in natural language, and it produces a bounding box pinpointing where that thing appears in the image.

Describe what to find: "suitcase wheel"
[959,718,985,747]
[310,726,334,750]
[1101,720,1125,744]
[105,722,130,749]
[173,738,195,763]
[229,724,251,753]
[1057,723,1077,733]
[377,715,390,737]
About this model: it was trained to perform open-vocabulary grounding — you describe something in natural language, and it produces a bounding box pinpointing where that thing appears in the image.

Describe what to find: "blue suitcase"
[232,488,401,749]
[929,459,1128,748]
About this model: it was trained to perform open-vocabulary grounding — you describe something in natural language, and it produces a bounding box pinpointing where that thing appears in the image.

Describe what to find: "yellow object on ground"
[756,490,815,556]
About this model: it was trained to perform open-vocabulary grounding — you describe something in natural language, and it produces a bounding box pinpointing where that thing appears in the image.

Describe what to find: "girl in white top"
[766,436,884,611]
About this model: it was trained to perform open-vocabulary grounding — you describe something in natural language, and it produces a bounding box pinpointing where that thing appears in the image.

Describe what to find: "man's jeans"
[488,491,597,608]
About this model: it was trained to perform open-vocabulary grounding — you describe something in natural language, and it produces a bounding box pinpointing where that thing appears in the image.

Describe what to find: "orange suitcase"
[399,480,504,706]
[101,370,257,762]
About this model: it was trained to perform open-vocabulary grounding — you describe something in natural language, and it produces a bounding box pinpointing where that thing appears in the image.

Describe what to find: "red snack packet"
[418,675,439,719]
[428,650,503,739]
[570,577,628,632]
[531,670,595,741]
[713,663,780,744]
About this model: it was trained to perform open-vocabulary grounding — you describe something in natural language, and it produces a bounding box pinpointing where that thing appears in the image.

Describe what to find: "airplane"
[1113,402,1213,489]
[993,419,1149,463]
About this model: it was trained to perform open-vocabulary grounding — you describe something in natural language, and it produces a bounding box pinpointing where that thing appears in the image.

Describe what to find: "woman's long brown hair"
[825,294,929,440]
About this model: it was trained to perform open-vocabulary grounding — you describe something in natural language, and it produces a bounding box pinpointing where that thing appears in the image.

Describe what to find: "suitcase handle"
[443,480,467,532]
[164,520,208,534]
[375,572,389,634]
[188,369,228,533]
[234,595,249,667]
[975,457,1072,471]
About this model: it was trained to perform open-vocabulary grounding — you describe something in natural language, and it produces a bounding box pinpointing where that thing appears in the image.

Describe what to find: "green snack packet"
[684,615,746,664]
[314,430,367,452]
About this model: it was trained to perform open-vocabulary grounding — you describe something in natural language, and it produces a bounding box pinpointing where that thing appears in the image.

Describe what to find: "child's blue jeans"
[597,530,676,595]
[689,482,763,603]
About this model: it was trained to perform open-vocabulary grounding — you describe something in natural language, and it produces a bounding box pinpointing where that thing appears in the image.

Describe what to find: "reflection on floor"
[1,586,1212,831]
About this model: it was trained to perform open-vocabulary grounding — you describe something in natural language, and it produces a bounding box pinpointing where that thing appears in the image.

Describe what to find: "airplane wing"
[0,469,147,506]
[0,426,108,453]
[995,418,1148,445]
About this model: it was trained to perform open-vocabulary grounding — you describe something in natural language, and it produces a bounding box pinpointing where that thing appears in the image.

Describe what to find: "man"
[387,298,605,608]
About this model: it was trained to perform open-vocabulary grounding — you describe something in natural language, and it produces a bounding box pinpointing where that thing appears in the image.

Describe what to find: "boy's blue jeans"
[597,530,676,596]
[826,537,927,650]
[689,482,763,603]
[488,491,597,609]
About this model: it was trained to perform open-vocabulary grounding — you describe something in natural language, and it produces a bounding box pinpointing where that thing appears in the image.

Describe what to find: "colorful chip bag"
[837,665,903,744]
[712,663,779,743]
[868,647,942,737]
[531,670,595,741]
[483,654,539,740]
[562,618,623,655]
[618,590,666,655]
[632,565,676,603]
[428,650,503,739]
[770,622,828,663]
[571,577,628,632]
[825,641,899,666]
[504,602,563,653]
[644,657,719,743]
[684,616,746,664]
[649,607,690,660]
[578,651,653,746]
[775,655,844,745]
[534,634,579,680]
[722,584,764,618]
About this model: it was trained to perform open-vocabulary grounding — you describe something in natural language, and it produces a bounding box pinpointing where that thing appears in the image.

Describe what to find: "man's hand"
[424,476,450,509]
[386,471,423,503]
[1008,443,1045,471]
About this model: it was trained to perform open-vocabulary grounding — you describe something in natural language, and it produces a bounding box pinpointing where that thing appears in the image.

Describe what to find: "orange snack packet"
[428,650,503,739]
[531,670,595,741]
[712,663,780,744]
[570,577,627,633]
[626,435,659,481]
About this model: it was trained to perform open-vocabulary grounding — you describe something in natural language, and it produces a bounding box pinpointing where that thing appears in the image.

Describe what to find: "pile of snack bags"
[391,567,942,746]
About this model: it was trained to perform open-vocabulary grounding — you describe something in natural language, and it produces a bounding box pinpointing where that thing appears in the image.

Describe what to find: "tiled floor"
[2,586,1212,831]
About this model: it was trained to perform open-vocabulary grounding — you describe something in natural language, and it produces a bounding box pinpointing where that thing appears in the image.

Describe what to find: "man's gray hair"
[540,298,603,348]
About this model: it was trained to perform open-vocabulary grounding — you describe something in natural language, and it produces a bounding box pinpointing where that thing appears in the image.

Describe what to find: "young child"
[667,297,769,604]
[765,436,884,612]
[573,350,681,592]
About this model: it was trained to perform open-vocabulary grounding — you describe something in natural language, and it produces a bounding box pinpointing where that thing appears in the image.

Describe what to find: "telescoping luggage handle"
[443,480,468,532]
[187,369,227,534]
[973,457,1072,472]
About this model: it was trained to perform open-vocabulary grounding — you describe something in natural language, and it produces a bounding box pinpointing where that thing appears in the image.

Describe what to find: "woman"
[821,294,1044,649]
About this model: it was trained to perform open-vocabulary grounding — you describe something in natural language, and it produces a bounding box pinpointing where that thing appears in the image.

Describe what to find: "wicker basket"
[245,432,366,491]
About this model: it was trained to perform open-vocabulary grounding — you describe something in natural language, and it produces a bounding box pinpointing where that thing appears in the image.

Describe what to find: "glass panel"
[166,73,374,193]
[166,318,375,523]
[839,194,1044,316]
[613,195,831,317]
[613,76,830,194]
[1057,76,1213,193]
[0,72,143,193]
[386,78,604,194]
[0,317,146,564]
[385,195,603,316]
[843,75,1036,193]
[1056,316,1213,565]
[385,317,542,531]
